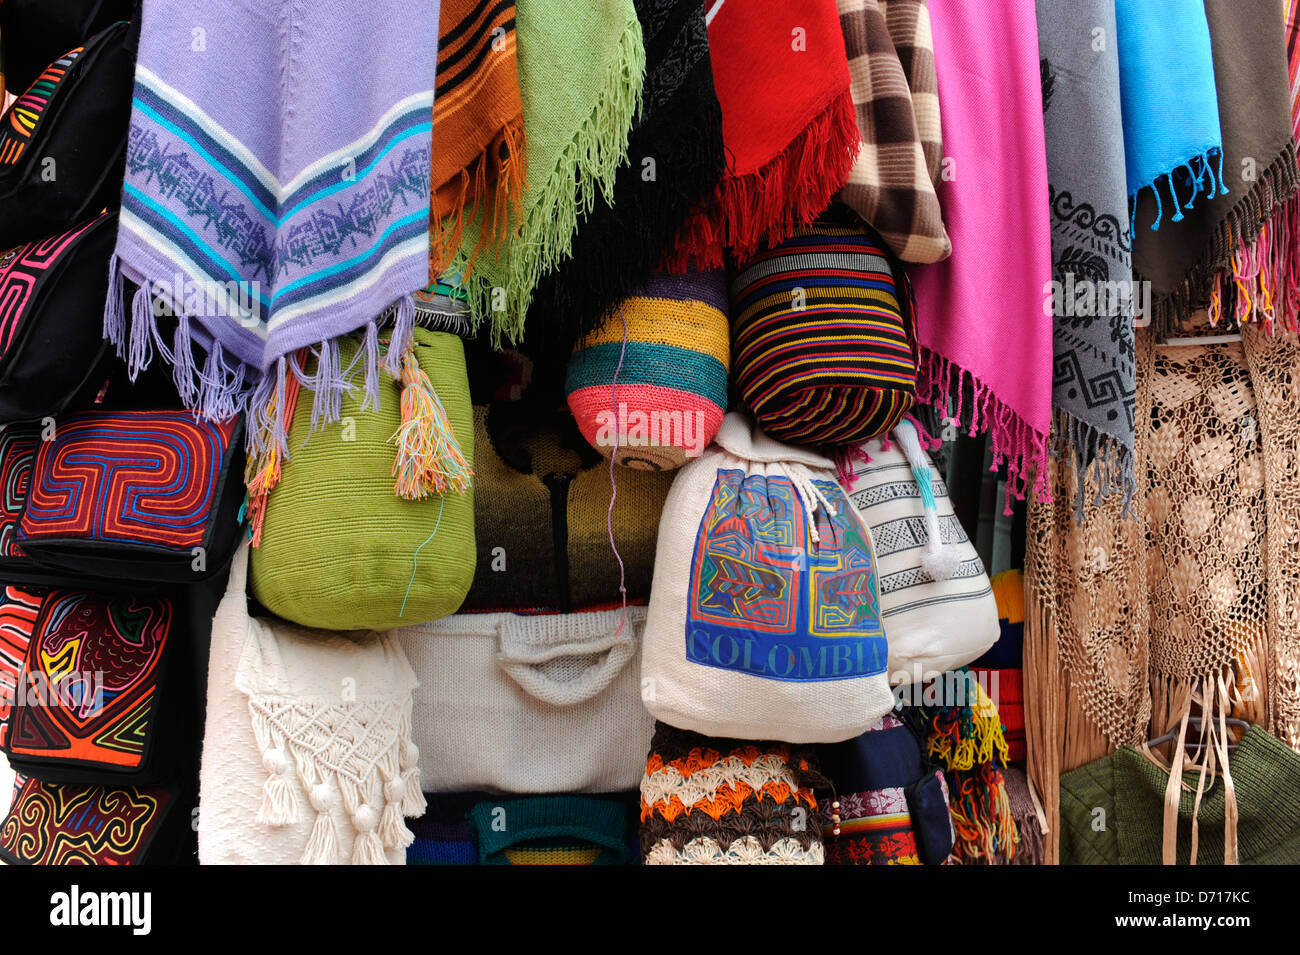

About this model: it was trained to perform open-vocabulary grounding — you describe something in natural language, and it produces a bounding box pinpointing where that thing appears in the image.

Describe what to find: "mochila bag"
[395,605,655,794]
[844,417,998,684]
[0,20,135,247]
[199,544,425,865]
[2,588,181,784]
[0,0,133,95]
[248,326,475,631]
[0,775,191,865]
[0,212,117,423]
[641,412,893,743]
[15,409,244,584]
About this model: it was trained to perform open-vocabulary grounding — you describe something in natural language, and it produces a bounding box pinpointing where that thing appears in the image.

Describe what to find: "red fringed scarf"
[667,0,859,270]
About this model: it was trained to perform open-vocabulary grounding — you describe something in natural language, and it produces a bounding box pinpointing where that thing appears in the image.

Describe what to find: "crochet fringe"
[1148,140,1300,336]
[1054,408,1136,524]
[457,20,646,346]
[430,116,528,279]
[917,347,1050,514]
[664,89,860,271]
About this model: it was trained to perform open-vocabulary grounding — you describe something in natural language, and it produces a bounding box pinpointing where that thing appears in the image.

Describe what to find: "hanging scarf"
[667,0,859,270]
[106,0,439,433]
[1038,0,1137,518]
[449,0,645,344]
[525,0,723,351]
[427,0,526,277]
[835,0,950,264]
[1131,0,1300,333]
[910,0,1053,507]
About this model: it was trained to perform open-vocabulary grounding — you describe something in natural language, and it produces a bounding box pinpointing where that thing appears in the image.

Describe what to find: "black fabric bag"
[0,211,117,423]
[0,0,134,94]
[0,20,134,247]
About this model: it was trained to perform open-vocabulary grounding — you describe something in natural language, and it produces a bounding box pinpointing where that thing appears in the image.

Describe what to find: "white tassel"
[256,747,297,827]
[893,419,962,581]
[401,768,426,817]
[350,805,389,865]
[300,781,340,864]
[380,775,415,849]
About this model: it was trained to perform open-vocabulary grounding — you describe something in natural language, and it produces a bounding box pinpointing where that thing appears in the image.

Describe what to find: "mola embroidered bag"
[15,409,245,583]
[0,19,134,247]
[0,211,117,423]
[640,412,895,743]
[2,588,183,784]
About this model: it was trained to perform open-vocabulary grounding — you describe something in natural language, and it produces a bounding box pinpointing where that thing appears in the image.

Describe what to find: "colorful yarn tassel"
[390,346,472,500]
[244,355,304,547]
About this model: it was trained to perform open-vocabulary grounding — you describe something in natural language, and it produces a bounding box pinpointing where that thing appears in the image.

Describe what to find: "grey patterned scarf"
[1037,0,1137,518]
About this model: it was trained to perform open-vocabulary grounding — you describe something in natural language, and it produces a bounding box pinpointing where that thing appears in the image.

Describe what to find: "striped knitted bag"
[729,205,918,447]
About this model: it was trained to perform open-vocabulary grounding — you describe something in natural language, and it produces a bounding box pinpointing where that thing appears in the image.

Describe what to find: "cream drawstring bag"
[641,413,894,742]
[198,544,425,865]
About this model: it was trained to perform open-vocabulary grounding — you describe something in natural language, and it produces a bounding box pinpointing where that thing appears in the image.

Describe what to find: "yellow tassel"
[390,347,472,500]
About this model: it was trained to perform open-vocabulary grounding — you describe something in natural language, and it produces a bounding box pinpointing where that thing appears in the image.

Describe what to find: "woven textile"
[107,0,439,429]
[0,777,176,864]
[0,585,43,748]
[566,270,729,471]
[668,0,859,270]
[835,0,949,263]
[881,0,942,178]
[5,591,171,773]
[730,207,918,447]
[639,722,825,865]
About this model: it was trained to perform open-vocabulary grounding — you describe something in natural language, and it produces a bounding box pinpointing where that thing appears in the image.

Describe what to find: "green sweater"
[1060,726,1300,864]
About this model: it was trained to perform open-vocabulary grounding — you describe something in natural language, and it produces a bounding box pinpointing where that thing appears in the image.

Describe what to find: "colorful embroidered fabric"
[5,591,171,772]
[0,215,102,359]
[0,776,173,864]
[0,424,38,559]
[729,207,917,446]
[0,46,84,167]
[0,585,44,747]
[639,723,825,865]
[824,788,922,865]
[17,411,237,552]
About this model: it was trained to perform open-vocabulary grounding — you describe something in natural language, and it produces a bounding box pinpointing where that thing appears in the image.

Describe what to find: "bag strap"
[495,609,642,706]
[225,540,250,599]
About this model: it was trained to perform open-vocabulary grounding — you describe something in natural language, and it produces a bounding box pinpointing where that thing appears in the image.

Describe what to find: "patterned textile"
[639,722,825,865]
[428,0,525,276]
[730,206,917,446]
[466,796,629,865]
[835,0,949,263]
[106,0,439,434]
[825,789,920,864]
[0,586,44,748]
[0,776,174,864]
[882,0,943,178]
[0,46,83,166]
[0,424,37,559]
[4,591,171,772]
[0,215,102,358]
[566,270,729,471]
[1289,0,1300,143]
[17,411,237,551]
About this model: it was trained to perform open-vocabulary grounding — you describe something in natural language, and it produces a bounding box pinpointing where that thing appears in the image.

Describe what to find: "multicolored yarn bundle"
[729,205,918,447]
[639,722,825,865]
[566,271,729,471]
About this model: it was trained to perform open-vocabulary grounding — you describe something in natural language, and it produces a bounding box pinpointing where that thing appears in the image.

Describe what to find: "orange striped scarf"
[429,0,526,279]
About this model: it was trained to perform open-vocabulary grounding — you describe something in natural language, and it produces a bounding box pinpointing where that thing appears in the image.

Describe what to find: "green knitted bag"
[249,327,475,630]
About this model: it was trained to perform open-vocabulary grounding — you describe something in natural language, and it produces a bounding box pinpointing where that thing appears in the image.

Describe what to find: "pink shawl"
[911,0,1053,505]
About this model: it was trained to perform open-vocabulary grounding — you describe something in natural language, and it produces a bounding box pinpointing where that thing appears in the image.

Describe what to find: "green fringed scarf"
[450,0,646,344]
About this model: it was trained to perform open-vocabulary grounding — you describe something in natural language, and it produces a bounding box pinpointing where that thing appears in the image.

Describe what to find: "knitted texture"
[450,0,645,342]
[639,722,825,865]
[249,326,474,631]
[730,206,918,447]
[834,0,950,263]
[107,0,439,427]
[428,0,525,278]
[199,545,424,865]
[667,0,859,270]
[467,796,629,864]
[566,270,729,471]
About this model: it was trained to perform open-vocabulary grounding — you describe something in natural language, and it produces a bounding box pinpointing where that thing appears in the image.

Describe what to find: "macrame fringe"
[1054,408,1137,524]
[1149,140,1300,336]
[458,20,647,345]
[664,89,860,271]
[918,347,1050,514]
[390,346,473,499]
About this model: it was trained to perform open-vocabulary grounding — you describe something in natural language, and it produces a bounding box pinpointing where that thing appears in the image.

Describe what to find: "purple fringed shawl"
[105,0,439,455]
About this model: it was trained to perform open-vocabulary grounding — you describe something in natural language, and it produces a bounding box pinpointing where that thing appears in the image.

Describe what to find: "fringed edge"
[104,259,254,423]
[430,115,528,280]
[1148,140,1300,336]
[1053,408,1137,524]
[947,763,1018,865]
[457,19,647,345]
[663,88,860,272]
[1131,147,1228,234]
[917,346,1051,515]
